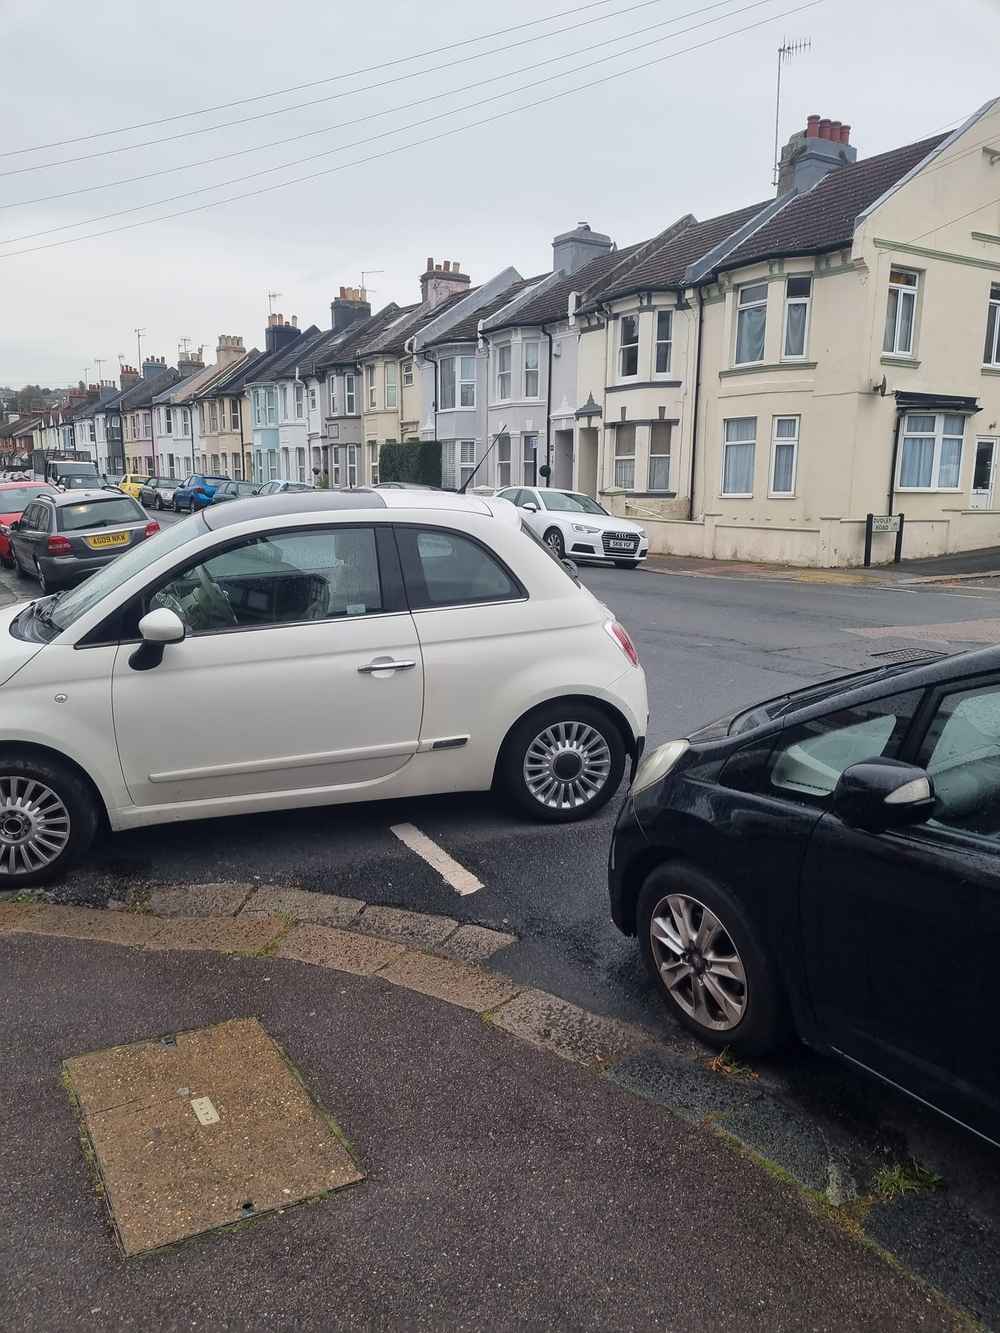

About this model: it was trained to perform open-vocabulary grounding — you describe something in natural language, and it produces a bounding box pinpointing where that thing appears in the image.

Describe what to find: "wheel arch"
[0,741,111,832]
[493,692,639,786]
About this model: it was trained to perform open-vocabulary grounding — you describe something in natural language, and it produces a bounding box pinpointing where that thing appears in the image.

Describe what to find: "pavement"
[2,893,988,1332]
[642,543,1000,586]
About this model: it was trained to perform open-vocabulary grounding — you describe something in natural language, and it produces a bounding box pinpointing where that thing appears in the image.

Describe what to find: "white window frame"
[984,281,1000,367]
[385,362,398,409]
[309,385,318,411]
[496,434,511,487]
[524,341,540,398]
[346,444,359,487]
[209,401,218,433]
[369,441,380,485]
[229,400,239,432]
[654,311,672,375]
[734,283,768,366]
[199,402,207,433]
[496,345,512,401]
[164,406,173,434]
[345,374,356,415]
[296,446,306,482]
[441,355,477,410]
[459,439,477,490]
[721,417,757,497]
[279,384,288,419]
[769,416,799,497]
[781,276,812,361]
[896,413,966,492]
[883,267,919,357]
[294,383,304,418]
[522,434,538,486]
[648,421,671,491]
[613,426,636,490]
[264,386,277,425]
[366,364,377,410]
[402,359,414,387]
[618,315,639,379]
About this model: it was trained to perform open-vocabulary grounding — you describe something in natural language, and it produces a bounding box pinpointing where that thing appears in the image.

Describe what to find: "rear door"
[13,502,48,570]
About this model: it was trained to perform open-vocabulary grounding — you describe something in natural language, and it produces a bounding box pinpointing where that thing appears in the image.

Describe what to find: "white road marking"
[390,822,484,896]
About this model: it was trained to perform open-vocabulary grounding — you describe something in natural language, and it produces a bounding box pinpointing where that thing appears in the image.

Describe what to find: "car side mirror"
[522,502,539,513]
[832,758,936,832]
[129,608,186,672]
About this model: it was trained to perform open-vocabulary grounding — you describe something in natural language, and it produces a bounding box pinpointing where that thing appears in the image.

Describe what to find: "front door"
[800,677,1000,1142]
[970,438,997,509]
[112,524,423,810]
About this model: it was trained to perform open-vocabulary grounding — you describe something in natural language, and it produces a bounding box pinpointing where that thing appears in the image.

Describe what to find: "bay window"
[883,268,918,356]
[229,400,240,431]
[209,401,218,432]
[898,413,965,490]
[402,360,414,387]
[385,362,398,409]
[984,281,1000,366]
[655,311,672,374]
[279,385,288,419]
[441,356,476,410]
[459,440,477,489]
[613,425,636,489]
[782,276,811,359]
[722,418,756,495]
[264,387,277,425]
[619,315,639,377]
[524,341,540,397]
[735,284,767,365]
[770,416,799,495]
[369,442,380,485]
[366,365,377,409]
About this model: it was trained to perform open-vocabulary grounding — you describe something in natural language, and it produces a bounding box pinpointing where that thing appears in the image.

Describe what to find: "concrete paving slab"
[353,903,459,948]
[490,988,650,1068]
[4,904,160,948]
[377,950,521,1012]
[434,922,518,963]
[65,1018,362,1255]
[239,886,364,928]
[274,923,405,975]
[146,914,286,955]
[147,883,255,917]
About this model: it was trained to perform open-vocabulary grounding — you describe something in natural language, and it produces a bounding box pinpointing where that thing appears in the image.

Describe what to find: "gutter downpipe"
[687,287,704,522]
[542,321,554,487]
[887,406,903,515]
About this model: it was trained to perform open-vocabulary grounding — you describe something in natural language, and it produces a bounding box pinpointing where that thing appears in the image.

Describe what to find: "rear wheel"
[637,864,787,1055]
[498,701,626,823]
[33,558,54,595]
[0,754,98,887]
[543,527,565,559]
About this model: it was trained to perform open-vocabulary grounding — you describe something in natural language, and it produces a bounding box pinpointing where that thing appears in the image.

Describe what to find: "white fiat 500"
[0,490,647,887]
[496,487,649,568]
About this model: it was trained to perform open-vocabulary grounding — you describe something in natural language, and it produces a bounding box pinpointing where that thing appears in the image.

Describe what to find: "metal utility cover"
[63,1017,363,1256]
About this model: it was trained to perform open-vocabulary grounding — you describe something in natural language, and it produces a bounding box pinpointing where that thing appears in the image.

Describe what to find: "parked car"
[172,474,229,511]
[0,482,57,568]
[139,477,181,510]
[209,480,259,504]
[256,479,314,495]
[0,489,645,887]
[496,487,649,568]
[119,473,151,500]
[8,490,158,593]
[610,649,1000,1148]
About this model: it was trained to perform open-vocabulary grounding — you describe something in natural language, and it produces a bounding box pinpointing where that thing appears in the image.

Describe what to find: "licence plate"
[86,531,130,549]
[608,539,635,551]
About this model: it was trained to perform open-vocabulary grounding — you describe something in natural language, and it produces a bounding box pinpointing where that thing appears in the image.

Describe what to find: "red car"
[0,481,57,568]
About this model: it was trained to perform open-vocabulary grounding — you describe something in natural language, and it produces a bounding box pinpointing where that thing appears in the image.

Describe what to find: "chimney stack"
[215,334,246,368]
[777,113,857,195]
[419,256,472,308]
[806,113,821,138]
[265,312,302,353]
[552,220,613,276]
[331,285,371,333]
[119,364,140,391]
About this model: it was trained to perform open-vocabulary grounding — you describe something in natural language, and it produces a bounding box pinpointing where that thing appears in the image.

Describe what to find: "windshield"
[0,486,52,509]
[540,491,608,515]
[58,498,145,531]
[50,511,206,632]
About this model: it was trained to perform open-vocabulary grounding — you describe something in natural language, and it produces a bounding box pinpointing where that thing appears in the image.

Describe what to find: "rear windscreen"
[58,498,144,531]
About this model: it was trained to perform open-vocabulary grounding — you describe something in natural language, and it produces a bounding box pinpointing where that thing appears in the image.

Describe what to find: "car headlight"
[631,739,690,796]
[636,527,647,538]
[572,523,601,534]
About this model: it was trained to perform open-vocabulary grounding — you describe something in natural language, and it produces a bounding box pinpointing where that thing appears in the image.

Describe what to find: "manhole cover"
[867,647,944,664]
[63,1018,363,1255]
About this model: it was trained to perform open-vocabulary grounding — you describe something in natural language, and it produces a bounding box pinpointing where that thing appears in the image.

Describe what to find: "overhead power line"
[1,0,685,175]
[0,0,824,261]
[1,0,764,216]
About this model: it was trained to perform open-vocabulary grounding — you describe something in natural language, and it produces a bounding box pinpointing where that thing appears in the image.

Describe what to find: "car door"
[13,502,47,571]
[797,679,1000,1139]
[111,522,424,810]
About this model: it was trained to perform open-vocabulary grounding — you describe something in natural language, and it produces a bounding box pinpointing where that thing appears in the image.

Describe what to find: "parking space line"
[390,822,483,896]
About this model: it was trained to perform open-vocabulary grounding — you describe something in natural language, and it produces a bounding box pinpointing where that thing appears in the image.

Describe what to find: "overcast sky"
[2,0,998,387]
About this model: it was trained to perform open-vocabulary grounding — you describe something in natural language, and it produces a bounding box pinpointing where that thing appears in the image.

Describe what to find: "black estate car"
[610,647,1000,1148]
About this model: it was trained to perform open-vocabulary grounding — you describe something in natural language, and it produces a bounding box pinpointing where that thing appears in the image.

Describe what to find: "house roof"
[714,134,949,272]
[488,244,647,330]
[423,276,547,347]
[359,291,485,357]
[119,368,180,410]
[315,304,407,370]
[198,346,276,398]
[153,358,231,406]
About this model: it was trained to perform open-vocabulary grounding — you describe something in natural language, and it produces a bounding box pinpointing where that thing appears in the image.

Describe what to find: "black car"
[610,648,1000,1148]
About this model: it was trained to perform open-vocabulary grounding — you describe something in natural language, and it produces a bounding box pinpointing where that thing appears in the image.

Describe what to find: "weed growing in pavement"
[872,1159,944,1200]
[706,1047,759,1081]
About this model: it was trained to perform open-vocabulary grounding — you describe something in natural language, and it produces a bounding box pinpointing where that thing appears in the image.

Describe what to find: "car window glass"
[766,692,921,801]
[59,498,144,531]
[148,527,383,634]
[540,492,607,514]
[19,504,39,531]
[919,684,1000,839]
[397,527,520,609]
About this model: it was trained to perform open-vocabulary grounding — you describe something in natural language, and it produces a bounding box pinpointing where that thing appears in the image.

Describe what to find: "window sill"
[880,354,920,367]
[895,487,963,494]
[767,492,797,499]
[605,379,682,392]
[720,361,817,378]
[981,366,1000,376]
[718,493,754,500]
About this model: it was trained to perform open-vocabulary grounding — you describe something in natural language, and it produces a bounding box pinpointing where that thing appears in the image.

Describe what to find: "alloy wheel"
[523,720,611,810]
[649,893,748,1031]
[544,529,565,558]
[0,775,71,875]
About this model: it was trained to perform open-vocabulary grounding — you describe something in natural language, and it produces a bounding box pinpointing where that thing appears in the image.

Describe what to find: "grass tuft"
[872,1158,944,1201]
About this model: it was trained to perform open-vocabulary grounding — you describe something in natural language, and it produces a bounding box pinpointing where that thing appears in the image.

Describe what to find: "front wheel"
[636,865,787,1055]
[0,754,98,887]
[154,494,163,510]
[543,527,565,560]
[34,559,53,595]
[497,702,626,823]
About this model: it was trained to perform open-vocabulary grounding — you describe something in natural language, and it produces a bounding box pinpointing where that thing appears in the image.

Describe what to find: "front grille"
[602,531,639,556]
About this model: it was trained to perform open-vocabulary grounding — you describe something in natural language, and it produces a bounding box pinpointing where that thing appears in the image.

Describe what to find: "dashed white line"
[390,822,484,896]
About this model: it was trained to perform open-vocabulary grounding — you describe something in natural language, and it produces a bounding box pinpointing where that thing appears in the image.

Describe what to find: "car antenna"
[459,424,507,494]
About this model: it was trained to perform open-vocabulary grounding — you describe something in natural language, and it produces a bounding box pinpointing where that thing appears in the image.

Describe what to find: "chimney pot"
[806,114,821,138]
[442,260,451,272]
[819,118,832,140]
[839,123,851,144]
[291,315,298,328]
[426,256,434,271]
[830,121,842,143]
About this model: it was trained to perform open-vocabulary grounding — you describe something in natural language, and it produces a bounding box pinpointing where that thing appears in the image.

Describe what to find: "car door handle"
[357,657,417,673]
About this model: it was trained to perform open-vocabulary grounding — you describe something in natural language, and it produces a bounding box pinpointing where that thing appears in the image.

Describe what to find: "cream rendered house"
[576,101,1000,566]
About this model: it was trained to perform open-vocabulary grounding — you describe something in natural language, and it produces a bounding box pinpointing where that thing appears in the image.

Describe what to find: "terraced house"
[569,99,1000,566]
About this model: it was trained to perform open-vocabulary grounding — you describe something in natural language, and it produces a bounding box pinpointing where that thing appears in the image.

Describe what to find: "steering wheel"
[194,563,238,626]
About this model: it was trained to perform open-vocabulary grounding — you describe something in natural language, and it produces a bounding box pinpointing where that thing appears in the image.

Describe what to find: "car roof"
[202,487,503,529]
[40,489,136,506]
[0,480,52,491]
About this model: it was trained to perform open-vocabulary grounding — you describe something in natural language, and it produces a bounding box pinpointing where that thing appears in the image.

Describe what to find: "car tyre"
[497,701,626,823]
[33,558,54,595]
[636,864,788,1056]
[543,527,566,559]
[0,752,99,888]
[154,494,163,510]
[0,553,14,570]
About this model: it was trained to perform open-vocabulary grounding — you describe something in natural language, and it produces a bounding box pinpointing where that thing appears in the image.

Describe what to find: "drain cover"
[868,647,944,664]
[63,1018,363,1255]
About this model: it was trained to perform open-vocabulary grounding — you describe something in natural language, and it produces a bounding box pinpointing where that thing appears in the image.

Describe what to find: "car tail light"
[144,520,160,537]
[605,618,640,667]
[47,535,72,555]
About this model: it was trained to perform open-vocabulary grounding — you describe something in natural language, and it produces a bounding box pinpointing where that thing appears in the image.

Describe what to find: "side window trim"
[391,522,528,612]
